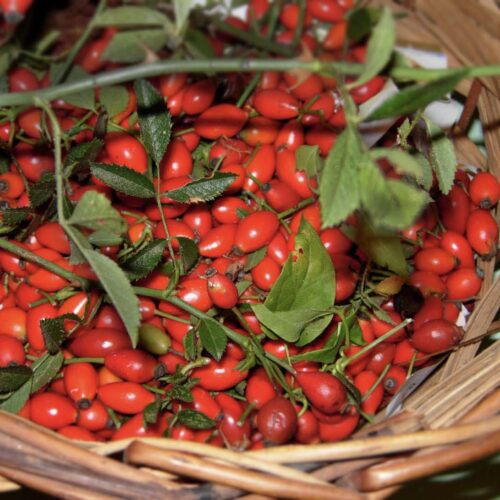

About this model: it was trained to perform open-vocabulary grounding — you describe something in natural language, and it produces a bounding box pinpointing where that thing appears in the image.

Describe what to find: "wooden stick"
[94,437,327,485]
[336,377,500,492]
[0,465,114,500]
[355,430,500,491]
[0,411,184,498]
[456,78,483,132]
[244,416,500,464]
[124,442,361,500]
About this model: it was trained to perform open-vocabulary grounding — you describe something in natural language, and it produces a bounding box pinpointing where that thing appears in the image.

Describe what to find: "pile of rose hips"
[0,0,498,450]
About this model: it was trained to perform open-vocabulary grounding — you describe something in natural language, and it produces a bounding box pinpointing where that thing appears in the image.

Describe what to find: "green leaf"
[166,173,236,203]
[88,230,123,247]
[78,248,140,346]
[1,207,33,226]
[0,366,32,393]
[63,67,95,110]
[64,139,103,171]
[198,318,227,362]
[68,190,126,234]
[29,172,55,208]
[352,216,408,276]
[174,0,194,32]
[41,314,80,354]
[178,237,199,275]
[252,306,331,344]
[244,247,267,272]
[184,29,216,59]
[0,379,30,413]
[102,30,167,64]
[91,163,155,198]
[370,148,425,186]
[143,399,161,425]
[168,384,194,403]
[424,118,457,194]
[94,6,172,28]
[347,7,380,43]
[359,162,429,230]
[414,153,434,192]
[236,280,252,295]
[183,329,196,361]
[31,352,65,393]
[253,220,335,344]
[99,85,130,118]
[296,144,322,179]
[319,125,362,228]
[367,70,469,121]
[122,239,166,281]
[134,79,172,166]
[177,409,216,430]
[289,347,337,363]
[353,7,395,87]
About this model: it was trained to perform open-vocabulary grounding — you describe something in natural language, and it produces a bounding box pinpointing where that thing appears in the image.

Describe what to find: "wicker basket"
[0,0,499,498]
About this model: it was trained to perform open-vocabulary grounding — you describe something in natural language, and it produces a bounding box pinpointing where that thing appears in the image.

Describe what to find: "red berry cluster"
[0,0,498,449]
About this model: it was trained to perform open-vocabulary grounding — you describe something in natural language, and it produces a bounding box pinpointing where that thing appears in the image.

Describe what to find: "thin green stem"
[0,58,361,107]
[361,363,390,402]
[64,357,104,365]
[390,64,500,82]
[154,308,191,324]
[0,237,90,288]
[236,72,261,108]
[278,197,315,219]
[211,17,291,56]
[52,0,106,84]
[339,318,412,369]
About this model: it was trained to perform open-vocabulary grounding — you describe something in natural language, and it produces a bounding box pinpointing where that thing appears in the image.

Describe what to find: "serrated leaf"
[183,329,196,361]
[296,144,322,179]
[68,190,126,234]
[143,398,161,425]
[0,366,32,393]
[78,248,140,346]
[63,67,95,110]
[289,347,337,363]
[166,173,236,203]
[359,162,429,230]
[253,220,335,344]
[353,216,408,276]
[99,85,130,118]
[178,237,199,275]
[244,247,267,272]
[198,318,227,362]
[91,163,155,198]
[103,30,167,64]
[88,230,123,247]
[424,118,456,194]
[41,314,80,354]
[64,139,103,171]
[1,207,32,225]
[370,148,424,185]
[320,125,362,228]
[134,79,172,166]
[94,6,172,28]
[168,385,194,403]
[414,153,433,191]
[177,409,216,430]
[122,239,166,281]
[29,172,55,208]
[353,7,395,87]
[367,70,469,121]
